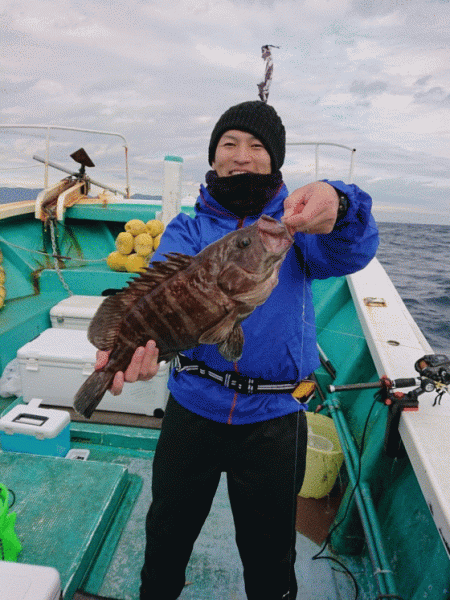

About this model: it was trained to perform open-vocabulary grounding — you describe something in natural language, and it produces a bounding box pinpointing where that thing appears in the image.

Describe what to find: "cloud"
[0,0,449,218]
[350,80,388,97]
[413,86,450,104]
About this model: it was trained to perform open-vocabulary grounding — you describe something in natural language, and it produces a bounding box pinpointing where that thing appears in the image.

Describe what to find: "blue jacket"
[151,180,379,424]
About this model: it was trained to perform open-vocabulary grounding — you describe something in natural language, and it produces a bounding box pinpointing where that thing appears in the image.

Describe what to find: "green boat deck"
[1,415,368,600]
[1,201,450,599]
[0,448,138,599]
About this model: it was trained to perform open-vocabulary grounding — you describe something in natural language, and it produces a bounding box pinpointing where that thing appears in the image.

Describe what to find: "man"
[98,100,379,599]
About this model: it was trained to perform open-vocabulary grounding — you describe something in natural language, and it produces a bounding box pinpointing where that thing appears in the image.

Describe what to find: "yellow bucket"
[299,412,344,499]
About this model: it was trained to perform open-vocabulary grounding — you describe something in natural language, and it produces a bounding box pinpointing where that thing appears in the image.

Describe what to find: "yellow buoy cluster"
[107,219,165,273]
[0,248,5,310]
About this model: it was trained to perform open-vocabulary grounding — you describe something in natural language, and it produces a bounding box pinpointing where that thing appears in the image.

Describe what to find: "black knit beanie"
[208,100,286,172]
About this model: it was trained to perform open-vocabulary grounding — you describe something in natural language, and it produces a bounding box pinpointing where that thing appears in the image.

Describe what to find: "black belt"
[174,353,314,401]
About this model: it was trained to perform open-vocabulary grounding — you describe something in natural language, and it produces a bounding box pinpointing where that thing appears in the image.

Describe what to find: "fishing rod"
[313,354,450,599]
[327,354,450,457]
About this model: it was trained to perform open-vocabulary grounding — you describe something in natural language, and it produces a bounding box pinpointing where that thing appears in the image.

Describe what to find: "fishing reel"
[328,354,450,458]
[414,354,450,389]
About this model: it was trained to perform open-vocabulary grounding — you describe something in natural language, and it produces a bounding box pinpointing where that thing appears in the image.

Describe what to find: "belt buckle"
[291,380,316,402]
[224,372,250,394]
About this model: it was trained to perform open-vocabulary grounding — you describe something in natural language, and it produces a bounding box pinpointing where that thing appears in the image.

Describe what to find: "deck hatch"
[0,452,133,599]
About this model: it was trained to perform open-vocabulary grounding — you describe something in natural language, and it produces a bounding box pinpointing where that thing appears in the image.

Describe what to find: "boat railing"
[286,141,356,183]
[0,124,130,198]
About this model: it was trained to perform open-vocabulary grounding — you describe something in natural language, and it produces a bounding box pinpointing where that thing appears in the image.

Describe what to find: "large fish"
[73,214,293,418]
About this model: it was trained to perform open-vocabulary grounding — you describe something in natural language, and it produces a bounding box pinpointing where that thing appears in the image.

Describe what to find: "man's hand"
[95,340,160,396]
[281,182,340,235]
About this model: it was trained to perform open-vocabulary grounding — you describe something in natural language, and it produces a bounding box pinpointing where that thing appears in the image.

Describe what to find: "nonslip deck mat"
[0,451,132,599]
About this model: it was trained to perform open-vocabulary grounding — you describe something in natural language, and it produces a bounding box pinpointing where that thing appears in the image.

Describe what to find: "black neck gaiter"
[205,170,283,218]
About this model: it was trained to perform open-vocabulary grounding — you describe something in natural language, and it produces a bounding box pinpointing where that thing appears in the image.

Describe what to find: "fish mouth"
[257,215,293,254]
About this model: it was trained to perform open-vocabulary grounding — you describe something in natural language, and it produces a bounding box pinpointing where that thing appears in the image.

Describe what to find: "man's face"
[212,130,272,177]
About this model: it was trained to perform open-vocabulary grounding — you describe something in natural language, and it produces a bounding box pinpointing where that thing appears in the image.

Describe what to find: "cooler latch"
[25,358,39,372]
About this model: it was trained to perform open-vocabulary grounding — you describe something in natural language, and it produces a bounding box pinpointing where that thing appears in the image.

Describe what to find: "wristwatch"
[335,190,349,220]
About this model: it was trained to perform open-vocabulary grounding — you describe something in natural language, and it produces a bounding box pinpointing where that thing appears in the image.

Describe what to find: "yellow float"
[115,232,134,255]
[125,219,148,236]
[126,253,148,273]
[106,218,165,273]
[134,233,154,257]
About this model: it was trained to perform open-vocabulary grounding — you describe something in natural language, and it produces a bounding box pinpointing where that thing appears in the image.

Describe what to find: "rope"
[48,218,73,296]
[0,237,106,264]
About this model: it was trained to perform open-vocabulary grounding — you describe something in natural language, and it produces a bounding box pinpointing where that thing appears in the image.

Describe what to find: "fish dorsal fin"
[128,253,194,291]
[88,292,133,350]
[88,252,194,350]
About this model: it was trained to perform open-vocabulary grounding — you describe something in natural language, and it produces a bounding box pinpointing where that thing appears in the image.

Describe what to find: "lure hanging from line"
[257,44,280,103]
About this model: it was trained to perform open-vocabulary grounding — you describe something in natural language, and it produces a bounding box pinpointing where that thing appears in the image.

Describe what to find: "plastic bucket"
[299,412,344,499]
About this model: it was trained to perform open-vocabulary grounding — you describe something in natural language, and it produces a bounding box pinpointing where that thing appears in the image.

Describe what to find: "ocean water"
[376,221,450,353]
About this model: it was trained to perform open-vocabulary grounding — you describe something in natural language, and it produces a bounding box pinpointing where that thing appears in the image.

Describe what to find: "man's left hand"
[281,182,340,235]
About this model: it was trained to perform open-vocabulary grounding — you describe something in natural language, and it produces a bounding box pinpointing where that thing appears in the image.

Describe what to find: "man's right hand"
[95,340,160,396]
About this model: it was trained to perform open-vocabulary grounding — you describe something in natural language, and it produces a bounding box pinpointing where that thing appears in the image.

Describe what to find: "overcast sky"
[1,0,449,223]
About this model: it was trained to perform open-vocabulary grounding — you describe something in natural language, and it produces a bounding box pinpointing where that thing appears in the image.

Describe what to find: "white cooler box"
[17,328,170,417]
[50,294,105,329]
[0,562,61,600]
[0,398,70,457]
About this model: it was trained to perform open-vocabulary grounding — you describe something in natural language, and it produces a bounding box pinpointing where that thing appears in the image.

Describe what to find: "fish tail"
[73,369,115,419]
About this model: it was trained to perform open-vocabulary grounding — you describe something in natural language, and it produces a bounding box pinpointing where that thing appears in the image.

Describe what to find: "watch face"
[337,194,349,217]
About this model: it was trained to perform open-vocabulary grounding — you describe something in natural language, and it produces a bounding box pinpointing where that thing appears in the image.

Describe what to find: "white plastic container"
[50,294,105,329]
[0,562,61,600]
[17,328,170,416]
[0,398,70,457]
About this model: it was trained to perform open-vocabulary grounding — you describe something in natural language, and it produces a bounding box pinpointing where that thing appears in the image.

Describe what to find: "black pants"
[140,396,307,600]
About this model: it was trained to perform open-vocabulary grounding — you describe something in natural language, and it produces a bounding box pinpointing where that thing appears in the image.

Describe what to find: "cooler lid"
[16,328,97,364]
[0,562,61,600]
[0,399,70,438]
[50,295,105,319]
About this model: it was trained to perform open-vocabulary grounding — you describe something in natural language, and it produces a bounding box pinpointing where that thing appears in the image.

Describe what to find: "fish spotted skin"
[73,215,293,418]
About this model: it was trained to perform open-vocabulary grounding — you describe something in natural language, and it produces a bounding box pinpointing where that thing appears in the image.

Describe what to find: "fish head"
[214,214,293,305]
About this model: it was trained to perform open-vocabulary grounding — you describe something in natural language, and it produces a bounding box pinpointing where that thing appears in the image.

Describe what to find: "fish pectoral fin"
[198,317,245,362]
[198,317,234,346]
[218,325,244,361]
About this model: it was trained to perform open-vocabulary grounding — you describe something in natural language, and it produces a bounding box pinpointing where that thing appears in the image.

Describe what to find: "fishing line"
[1,234,428,350]
[302,314,432,355]
[311,394,387,600]
[286,231,310,599]
[2,224,431,355]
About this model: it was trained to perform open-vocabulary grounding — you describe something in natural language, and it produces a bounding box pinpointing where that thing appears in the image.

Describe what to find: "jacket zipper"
[227,217,246,424]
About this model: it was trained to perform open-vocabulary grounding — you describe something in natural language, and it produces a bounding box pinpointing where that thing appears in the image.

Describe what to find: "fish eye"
[237,237,252,249]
